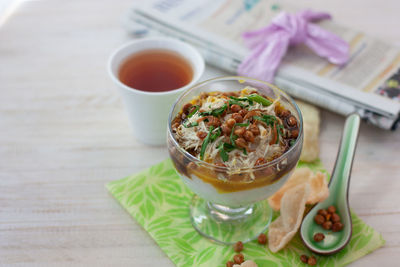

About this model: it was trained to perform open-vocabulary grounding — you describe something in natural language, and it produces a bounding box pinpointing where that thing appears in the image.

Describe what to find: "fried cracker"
[296,100,320,162]
[268,183,310,253]
[268,167,329,211]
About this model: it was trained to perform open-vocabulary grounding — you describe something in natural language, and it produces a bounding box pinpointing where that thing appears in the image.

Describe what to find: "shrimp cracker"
[268,183,310,253]
[233,260,258,267]
[268,167,329,211]
[296,100,320,162]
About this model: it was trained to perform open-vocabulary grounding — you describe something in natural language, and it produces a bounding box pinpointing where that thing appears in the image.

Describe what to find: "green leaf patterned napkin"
[106,159,385,267]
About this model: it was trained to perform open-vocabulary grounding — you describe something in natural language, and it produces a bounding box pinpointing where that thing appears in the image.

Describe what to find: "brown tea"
[118,49,193,92]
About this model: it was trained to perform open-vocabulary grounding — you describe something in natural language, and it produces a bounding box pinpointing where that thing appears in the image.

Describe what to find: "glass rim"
[167,76,303,172]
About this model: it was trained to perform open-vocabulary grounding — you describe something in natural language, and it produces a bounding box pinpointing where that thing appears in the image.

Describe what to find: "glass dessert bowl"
[167,76,303,244]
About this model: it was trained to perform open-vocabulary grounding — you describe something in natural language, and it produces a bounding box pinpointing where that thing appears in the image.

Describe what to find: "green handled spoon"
[300,113,361,255]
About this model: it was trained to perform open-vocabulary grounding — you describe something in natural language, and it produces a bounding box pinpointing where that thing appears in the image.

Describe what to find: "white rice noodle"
[205,135,224,161]
[174,88,287,174]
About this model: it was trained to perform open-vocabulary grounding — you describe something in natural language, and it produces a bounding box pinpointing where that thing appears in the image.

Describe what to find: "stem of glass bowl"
[190,195,273,245]
[207,202,254,221]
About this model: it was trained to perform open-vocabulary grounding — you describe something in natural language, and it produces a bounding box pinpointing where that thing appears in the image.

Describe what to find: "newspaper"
[124,0,400,130]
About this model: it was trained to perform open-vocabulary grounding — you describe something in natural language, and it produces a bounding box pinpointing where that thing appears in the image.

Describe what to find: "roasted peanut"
[322,221,333,230]
[291,129,299,138]
[313,233,325,242]
[234,127,246,136]
[314,214,325,225]
[233,254,244,264]
[287,115,297,127]
[207,116,221,127]
[234,241,244,252]
[197,131,207,139]
[278,109,291,118]
[226,118,236,128]
[331,213,340,223]
[308,256,317,266]
[332,222,344,232]
[239,109,248,117]
[230,104,241,113]
[258,233,267,244]
[249,124,260,136]
[327,205,336,214]
[221,124,232,135]
[244,130,255,142]
[232,113,243,123]
[235,138,247,148]
[300,255,308,263]
[317,209,328,217]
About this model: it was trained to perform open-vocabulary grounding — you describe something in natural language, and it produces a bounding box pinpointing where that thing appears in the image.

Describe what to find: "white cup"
[108,37,205,145]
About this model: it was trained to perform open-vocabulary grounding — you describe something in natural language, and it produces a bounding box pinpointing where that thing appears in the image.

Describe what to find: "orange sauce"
[184,163,296,193]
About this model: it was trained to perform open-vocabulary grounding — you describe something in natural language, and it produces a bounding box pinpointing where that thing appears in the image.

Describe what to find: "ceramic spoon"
[300,113,361,255]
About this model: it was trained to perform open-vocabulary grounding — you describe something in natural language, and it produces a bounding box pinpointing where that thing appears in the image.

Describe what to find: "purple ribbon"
[238,10,350,82]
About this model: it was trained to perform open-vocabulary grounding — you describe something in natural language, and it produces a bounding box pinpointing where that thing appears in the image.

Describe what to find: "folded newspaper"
[124,0,400,130]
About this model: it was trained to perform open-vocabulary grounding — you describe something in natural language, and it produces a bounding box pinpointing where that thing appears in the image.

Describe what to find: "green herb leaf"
[229,123,238,145]
[200,104,227,117]
[230,133,238,146]
[247,94,272,106]
[223,143,236,152]
[228,99,247,108]
[235,122,250,128]
[253,115,277,127]
[219,146,229,162]
[289,139,295,146]
[229,96,254,105]
[210,127,221,142]
[218,142,236,162]
[229,96,248,101]
[212,104,227,117]
[187,105,199,118]
[276,124,284,135]
[242,148,247,155]
[183,121,199,128]
[200,126,214,160]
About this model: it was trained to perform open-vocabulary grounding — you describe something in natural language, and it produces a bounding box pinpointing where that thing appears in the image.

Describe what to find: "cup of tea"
[108,37,205,145]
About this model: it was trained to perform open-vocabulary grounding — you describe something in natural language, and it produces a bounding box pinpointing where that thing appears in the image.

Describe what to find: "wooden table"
[0,0,399,266]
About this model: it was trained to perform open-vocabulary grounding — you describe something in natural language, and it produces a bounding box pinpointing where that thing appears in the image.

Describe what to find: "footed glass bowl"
[167,76,303,244]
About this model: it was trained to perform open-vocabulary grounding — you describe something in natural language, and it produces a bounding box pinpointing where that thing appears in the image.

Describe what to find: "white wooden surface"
[0,0,399,266]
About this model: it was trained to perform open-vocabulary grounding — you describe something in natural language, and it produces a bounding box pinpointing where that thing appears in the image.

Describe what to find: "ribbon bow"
[238,10,350,82]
